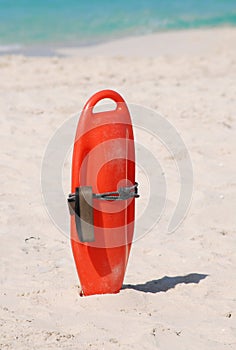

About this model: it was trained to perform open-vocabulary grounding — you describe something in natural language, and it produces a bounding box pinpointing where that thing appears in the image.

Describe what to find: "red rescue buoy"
[68,90,138,296]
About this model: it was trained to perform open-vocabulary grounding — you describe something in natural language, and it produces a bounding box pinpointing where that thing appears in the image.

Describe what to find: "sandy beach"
[1,27,236,349]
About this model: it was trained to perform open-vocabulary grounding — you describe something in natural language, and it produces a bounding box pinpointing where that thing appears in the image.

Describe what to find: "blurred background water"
[0,0,235,49]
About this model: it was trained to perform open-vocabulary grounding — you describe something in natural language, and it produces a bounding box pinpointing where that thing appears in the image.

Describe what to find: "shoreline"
[0,26,236,57]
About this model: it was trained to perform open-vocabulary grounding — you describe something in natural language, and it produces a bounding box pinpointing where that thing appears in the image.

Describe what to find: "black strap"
[68,186,95,243]
[67,183,139,243]
[93,182,139,200]
[68,183,139,203]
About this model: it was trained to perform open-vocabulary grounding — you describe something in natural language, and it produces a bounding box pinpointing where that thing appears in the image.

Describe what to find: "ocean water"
[0,0,236,49]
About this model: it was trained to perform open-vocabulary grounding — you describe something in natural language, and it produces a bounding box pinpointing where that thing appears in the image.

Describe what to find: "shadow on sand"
[122,273,208,293]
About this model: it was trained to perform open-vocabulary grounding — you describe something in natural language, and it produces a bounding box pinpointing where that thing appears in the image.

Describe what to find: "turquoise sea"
[0,0,236,50]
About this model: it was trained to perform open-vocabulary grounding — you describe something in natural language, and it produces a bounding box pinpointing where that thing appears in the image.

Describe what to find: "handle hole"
[93,98,117,114]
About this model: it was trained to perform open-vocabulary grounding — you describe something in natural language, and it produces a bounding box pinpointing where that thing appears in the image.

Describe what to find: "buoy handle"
[84,90,125,113]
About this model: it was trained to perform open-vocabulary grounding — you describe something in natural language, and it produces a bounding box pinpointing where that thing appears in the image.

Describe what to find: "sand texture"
[0,28,236,349]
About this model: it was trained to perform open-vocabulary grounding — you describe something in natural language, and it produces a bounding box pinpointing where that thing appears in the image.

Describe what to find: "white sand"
[0,27,236,349]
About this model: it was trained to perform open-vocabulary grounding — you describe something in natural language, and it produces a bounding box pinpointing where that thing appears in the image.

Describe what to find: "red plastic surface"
[71,90,135,295]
